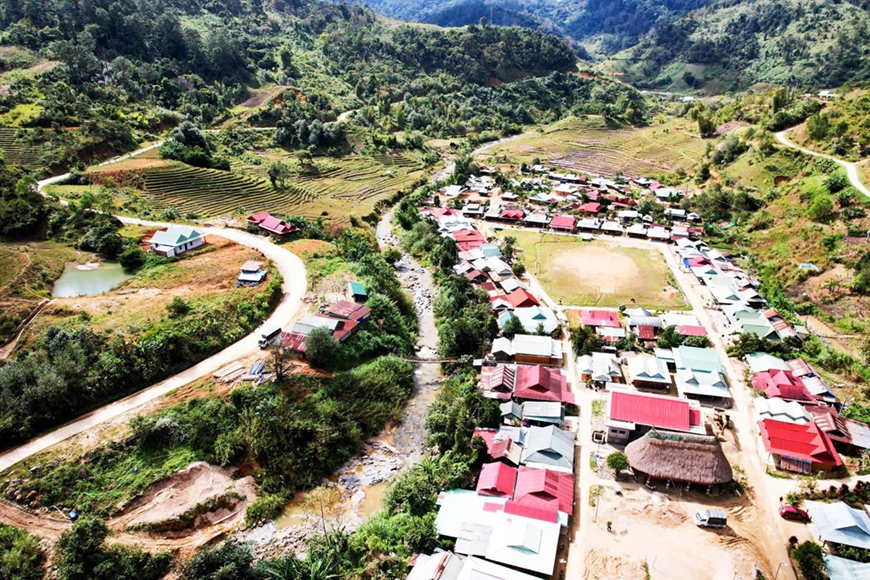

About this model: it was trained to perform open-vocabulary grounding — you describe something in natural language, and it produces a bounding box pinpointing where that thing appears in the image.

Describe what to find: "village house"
[626,355,671,389]
[491,335,563,366]
[580,309,621,328]
[434,490,561,576]
[238,260,266,286]
[408,551,542,580]
[514,401,565,426]
[476,462,517,498]
[757,418,843,474]
[149,225,205,257]
[523,211,551,228]
[513,466,574,523]
[805,502,870,556]
[326,300,371,323]
[807,406,870,457]
[625,431,733,492]
[521,425,575,472]
[512,364,574,404]
[605,389,705,444]
[247,211,299,237]
[752,369,818,406]
[480,364,517,400]
[754,397,812,425]
[499,306,559,336]
[347,281,368,302]
[549,215,576,232]
[576,352,622,383]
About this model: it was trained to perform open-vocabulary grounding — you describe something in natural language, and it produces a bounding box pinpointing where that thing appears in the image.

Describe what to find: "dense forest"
[360,0,713,56]
[608,0,870,91]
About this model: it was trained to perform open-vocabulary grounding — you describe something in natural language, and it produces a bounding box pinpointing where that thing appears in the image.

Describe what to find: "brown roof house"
[626,431,733,492]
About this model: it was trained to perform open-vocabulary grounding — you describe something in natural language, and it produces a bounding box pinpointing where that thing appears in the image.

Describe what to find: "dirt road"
[775,128,870,198]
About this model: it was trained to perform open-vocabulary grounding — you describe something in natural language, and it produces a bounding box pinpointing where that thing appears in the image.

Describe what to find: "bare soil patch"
[112,462,256,532]
[585,485,771,580]
[716,121,750,135]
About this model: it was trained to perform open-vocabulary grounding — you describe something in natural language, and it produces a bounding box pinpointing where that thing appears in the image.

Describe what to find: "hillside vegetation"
[360,0,712,57]
[602,0,870,92]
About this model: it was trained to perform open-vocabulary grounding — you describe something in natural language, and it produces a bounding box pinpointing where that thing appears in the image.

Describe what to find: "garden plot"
[0,127,42,167]
[141,154,426,221]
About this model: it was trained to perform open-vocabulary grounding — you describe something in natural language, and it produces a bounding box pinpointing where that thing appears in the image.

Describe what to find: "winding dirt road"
[775,127,870,198]
[0,147,308,473]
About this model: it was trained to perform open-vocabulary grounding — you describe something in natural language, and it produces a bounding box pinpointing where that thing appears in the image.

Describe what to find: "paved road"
[775,128,870,198]
[0,147,308,473]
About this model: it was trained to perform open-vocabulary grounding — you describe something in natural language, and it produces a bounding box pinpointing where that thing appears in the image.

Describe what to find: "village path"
[775,128,870,198]
[0,157,308,474]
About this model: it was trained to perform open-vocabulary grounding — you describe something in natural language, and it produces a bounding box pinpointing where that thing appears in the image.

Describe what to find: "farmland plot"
[0,127,42,168]
[142,154,427,221]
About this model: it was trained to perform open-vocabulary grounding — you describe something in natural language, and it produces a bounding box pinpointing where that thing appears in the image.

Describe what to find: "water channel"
[52,261,131,298]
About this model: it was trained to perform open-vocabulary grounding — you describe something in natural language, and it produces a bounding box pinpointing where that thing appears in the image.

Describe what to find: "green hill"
[360,0,713,57]
[599,0,870,92]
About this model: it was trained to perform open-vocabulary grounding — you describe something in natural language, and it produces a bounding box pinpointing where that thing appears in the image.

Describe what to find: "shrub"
[606,451,629,474]
[118,246,145,271]
[791,541,826,580]
[305,327,341,369]
[166,296,191,318]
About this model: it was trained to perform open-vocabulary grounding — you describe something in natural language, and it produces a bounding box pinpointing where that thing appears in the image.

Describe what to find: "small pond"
[52,261,132,298]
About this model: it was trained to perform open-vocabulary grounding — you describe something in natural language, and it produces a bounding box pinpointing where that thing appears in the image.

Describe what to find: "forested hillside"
[602,0,870,92]
[0,0,585,171]
[361,0,712,57]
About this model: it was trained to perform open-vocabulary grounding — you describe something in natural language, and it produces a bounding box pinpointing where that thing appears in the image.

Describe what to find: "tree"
[305,327,340,369]
[301,486,344,541]
[267,162,291,188]
[606,451,629,476]
[824,171,848,193]
[512,262,526,276]
[791,541,826,580]
[697,114,716,138]
[502,315,525,339]
[806,113,830,141]
[268,344,293,380]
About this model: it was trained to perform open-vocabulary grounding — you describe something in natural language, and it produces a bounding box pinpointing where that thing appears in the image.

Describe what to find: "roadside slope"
[775,128,870,198]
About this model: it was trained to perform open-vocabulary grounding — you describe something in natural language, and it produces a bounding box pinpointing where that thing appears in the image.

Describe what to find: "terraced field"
[477,115,707,177]
[0,127,42,167]
[141,154,426,220]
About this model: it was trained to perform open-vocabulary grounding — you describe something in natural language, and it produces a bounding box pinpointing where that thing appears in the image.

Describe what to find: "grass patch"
[505,231,686,309]
[589,484,605,507]
[592,399,605,417]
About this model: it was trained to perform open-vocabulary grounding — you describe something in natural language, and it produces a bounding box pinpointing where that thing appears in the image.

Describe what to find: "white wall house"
[149,226,205,257]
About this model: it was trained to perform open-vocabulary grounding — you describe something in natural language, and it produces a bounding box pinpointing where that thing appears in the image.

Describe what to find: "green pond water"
[52,261,132,298]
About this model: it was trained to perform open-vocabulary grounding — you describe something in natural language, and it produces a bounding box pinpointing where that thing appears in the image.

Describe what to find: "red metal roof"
[577,202,602,214]
[757,418,842,467]
[752,370,816,404]
[260,215,299,235]
[479,364,515,400]
[514,365,573,404]
[786,358,814,378]
[456,241,483,252]
[280,331,307,353]
[609,391,691,432]
[677,325,707,337]
[636,325,656,340]
[452,229,486,243]
[550,215,576,230]
[500,209,525,220]
[513,466,574,515]
[503,500,559,523]
[476,462,517,497]
[507,288,540,308]
[580,309,621,328]
[472,428,498,452]
[247,211,271,224]
[327,300,371,322]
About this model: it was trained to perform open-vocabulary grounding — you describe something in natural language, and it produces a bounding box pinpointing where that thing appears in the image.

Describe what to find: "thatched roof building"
[625,431,733,488]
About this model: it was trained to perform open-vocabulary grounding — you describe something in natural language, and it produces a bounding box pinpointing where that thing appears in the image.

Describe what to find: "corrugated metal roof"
[609,390,691,432]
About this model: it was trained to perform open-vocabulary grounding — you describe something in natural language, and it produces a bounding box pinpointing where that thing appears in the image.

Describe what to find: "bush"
[606,451,629,474]
[0,524,43,580]
[166,296,191,318]
[245,493,287,527]
[305,327,341,369]
[791,541,826,580]
[118,246,145,271]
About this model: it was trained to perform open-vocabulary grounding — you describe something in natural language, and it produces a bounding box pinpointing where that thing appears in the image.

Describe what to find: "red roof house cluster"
[247,211,299,236]
[751,369,817,405]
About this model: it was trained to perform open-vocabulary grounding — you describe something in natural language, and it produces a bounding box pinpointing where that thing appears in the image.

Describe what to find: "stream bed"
[243,209,443,559]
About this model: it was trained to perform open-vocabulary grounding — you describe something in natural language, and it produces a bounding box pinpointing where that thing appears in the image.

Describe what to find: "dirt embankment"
[0,462,255,558]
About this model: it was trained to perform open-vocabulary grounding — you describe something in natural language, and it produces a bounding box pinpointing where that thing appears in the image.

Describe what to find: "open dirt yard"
[584,484,771,580]
[506,231,686,309]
